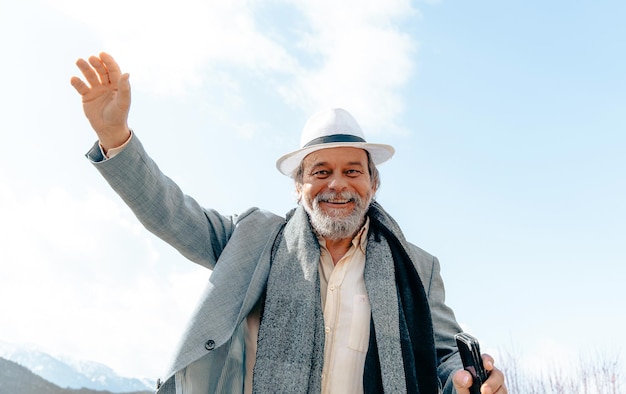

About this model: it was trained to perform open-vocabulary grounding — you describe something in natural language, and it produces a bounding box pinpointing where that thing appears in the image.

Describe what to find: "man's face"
[297,147,376,240]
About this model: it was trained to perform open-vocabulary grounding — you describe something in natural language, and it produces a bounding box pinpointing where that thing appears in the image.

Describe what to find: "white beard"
[302,190,372,241]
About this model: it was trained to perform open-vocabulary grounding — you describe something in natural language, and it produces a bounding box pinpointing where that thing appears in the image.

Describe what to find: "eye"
[311,170,330,178]
[345,169,364,177]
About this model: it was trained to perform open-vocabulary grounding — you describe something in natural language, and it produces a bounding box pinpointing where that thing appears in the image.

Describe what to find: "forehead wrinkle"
[304,147,368,164]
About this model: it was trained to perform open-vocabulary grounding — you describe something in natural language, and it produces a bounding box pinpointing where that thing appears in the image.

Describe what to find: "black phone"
[454,332,489,394]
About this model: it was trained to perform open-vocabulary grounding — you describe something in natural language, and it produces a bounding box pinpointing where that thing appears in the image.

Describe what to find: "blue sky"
[0,0,624,382]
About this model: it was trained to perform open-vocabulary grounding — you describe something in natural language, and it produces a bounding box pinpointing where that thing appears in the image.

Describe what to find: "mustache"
[314,191,361,204]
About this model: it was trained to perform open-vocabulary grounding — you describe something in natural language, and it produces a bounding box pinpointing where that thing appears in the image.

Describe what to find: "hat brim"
[276,142,395,177]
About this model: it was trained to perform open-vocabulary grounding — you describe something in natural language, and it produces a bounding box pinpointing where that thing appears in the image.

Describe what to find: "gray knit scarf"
[252,202,438,393]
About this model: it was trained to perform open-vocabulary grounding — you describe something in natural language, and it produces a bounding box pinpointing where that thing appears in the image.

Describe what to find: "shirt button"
[325,327,331,333]
[329,285,336,291]
[205,340,215,351]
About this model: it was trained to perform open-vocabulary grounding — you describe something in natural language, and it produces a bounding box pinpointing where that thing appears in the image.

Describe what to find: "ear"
[369,172,378,194]
[295,182,303,202]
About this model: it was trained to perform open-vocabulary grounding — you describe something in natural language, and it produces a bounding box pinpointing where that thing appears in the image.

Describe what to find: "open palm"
[70,52,131,151]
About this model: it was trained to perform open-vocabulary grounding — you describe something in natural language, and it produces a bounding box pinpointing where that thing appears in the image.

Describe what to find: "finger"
[88,55,111,85]
[484,367,507,394]
[482,354,495,371]
[70,76,90,96]
[483,381,507,394]
[75,57,101,88]
[117,73,132,110]
[100,52,122,87]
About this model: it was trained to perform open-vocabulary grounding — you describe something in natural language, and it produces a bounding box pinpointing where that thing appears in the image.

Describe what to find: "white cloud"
[55,0,419,135]
[280,0,417,134]
[54,0,298,95]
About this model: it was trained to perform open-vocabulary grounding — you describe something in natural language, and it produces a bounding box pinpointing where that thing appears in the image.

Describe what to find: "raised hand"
[71,52,131,152]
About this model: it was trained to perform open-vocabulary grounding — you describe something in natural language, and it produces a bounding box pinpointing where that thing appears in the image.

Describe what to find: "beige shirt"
[318,219,371,394]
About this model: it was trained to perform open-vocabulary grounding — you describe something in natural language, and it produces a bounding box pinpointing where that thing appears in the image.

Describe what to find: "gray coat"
[87,134,463,393]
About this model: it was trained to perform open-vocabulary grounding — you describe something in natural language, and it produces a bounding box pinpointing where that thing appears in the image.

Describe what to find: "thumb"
[452,369,472,394]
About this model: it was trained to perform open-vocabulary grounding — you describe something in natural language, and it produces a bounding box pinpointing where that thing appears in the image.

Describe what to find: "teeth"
[316,193,355,204]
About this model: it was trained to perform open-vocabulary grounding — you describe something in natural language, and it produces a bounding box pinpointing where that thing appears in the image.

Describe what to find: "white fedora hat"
[276,108,395,176]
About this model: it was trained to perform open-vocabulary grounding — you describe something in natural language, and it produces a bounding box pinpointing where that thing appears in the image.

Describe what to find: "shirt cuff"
[100,131,133,159]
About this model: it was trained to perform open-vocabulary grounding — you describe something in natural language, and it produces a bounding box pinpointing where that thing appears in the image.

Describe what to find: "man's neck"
[317,216,370,265]
[323,237,354,265]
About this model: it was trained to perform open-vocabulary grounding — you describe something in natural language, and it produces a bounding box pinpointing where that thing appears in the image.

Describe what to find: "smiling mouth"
[314,191,360,210]
[320,198,354,205]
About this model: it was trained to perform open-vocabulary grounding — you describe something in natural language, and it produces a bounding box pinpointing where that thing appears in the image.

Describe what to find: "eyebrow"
[308,160,366,170]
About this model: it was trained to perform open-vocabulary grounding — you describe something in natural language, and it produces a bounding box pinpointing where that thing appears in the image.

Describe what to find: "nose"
[327,173,348,191]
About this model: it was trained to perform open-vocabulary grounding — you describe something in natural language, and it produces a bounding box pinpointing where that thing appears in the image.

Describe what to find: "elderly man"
[71,53,507,394]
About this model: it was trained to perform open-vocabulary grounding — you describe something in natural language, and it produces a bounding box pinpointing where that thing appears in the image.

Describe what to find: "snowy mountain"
[0,341,154,393]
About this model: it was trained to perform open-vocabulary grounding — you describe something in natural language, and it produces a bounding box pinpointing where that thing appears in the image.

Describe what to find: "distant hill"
[0,357,152,394]
[0,341,154,392]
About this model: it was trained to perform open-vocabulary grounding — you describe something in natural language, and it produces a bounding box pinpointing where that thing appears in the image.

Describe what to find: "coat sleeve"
[409,244,463,394]
[86,133,235,270]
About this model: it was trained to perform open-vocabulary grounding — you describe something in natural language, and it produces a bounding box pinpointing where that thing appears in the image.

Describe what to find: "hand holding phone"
[454,332,489,394]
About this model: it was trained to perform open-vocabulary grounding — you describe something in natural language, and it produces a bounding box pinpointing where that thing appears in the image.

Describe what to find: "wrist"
[99,127,131,154]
